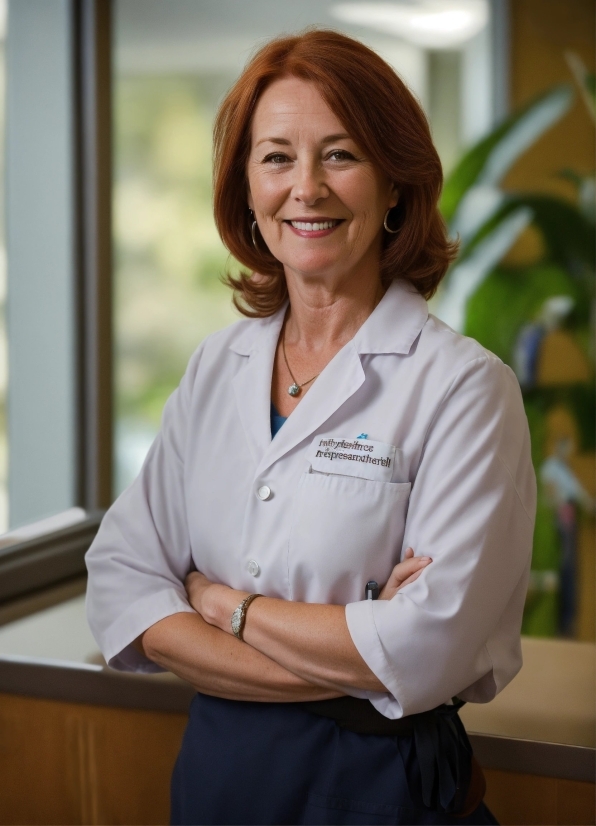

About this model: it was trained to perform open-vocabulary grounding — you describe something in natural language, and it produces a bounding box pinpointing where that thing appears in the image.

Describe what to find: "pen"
[365,580,379,600]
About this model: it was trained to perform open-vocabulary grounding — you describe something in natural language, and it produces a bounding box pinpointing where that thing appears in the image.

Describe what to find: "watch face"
[231,606,243,636]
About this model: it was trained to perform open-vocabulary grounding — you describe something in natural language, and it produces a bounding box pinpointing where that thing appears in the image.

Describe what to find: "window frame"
[0,0,112,606]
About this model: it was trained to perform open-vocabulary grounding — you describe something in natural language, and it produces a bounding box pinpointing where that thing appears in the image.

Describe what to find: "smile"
[290,219,341,231]
[286,219,343,237]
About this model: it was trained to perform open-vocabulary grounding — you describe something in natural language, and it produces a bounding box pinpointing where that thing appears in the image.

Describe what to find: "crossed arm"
[137,549,431,702]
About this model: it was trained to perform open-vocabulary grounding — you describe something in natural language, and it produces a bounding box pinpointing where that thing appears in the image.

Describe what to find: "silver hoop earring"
[249,210,259,249]
[383,209,400,234]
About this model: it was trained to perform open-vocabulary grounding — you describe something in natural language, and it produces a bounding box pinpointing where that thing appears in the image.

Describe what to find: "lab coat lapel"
[255,341,365,477]
[231,279,428,473]
[232,315,283,466]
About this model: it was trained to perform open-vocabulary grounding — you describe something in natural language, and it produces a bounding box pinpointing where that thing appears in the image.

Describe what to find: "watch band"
[231,593,262,641]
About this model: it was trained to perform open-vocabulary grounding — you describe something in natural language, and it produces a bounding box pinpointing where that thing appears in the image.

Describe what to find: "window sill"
[0,511,103,604]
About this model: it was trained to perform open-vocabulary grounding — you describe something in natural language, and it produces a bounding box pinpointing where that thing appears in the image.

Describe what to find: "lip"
[285,216,342,223]
[284,217,344,238]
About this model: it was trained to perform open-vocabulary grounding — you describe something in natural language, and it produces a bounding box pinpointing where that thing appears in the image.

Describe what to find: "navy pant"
[171,693,498,825]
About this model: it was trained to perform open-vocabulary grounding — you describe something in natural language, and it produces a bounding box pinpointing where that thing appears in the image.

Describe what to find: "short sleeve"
[85,347,203,672]
[346,356,536,717]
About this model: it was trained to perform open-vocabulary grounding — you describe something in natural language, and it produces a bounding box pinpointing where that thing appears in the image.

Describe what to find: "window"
[6,0,76,531]
[0,0,111,601]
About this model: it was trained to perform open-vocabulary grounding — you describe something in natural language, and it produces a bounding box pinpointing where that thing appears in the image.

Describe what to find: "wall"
[0,694,594,826]
[505,0,595,201]
[0,693,187,825]
[505,0,595,641]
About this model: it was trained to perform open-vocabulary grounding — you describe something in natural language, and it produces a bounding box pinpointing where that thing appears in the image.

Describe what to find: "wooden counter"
[0,649,594,826]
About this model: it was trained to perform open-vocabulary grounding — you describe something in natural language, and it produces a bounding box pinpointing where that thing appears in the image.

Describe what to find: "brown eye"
[328,150,354,161]
[264,153,290,165]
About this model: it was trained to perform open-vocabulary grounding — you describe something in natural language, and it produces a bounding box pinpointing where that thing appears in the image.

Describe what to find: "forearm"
[203,591,387,694]
[187,553,428,695]
[138,610,342,702]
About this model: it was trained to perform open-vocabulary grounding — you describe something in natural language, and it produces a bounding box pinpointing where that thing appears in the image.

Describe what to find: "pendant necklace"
[282,321,320,397]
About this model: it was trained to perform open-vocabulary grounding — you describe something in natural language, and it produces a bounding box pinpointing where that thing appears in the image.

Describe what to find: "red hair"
[213,29,457,317]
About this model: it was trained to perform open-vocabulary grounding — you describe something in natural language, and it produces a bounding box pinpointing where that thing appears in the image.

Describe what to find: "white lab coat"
[86,279,536,719]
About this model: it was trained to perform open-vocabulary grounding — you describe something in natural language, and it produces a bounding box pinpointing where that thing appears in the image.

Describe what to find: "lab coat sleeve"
[345,355,536,717]
[85,348,202,672]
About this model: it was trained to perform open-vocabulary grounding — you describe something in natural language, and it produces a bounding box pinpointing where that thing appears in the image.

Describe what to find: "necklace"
[282,322,320,397]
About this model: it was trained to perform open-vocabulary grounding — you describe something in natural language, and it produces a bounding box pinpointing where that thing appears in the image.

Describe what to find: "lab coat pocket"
[288,470,411,603]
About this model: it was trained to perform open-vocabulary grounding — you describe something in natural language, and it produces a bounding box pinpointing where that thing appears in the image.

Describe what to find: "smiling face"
[246,76,398,291]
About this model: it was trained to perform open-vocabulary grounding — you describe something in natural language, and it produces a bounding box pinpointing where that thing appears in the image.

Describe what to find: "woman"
[86,30,536,825]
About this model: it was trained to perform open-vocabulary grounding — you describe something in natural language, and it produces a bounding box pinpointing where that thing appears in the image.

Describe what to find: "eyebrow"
[254,133,351,148]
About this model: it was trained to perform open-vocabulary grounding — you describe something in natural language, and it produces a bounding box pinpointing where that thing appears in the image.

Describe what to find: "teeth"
[290,220,339,231]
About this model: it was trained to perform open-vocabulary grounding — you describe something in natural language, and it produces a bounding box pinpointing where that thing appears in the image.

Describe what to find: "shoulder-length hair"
[213,29,457,317]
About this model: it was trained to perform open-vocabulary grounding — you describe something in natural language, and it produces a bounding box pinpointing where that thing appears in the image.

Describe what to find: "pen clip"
[365,580,379,600]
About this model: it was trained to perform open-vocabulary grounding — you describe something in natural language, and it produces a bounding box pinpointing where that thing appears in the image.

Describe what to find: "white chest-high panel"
[86,281,536,718]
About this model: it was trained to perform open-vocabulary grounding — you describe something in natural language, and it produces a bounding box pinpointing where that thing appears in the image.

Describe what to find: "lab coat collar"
[229,279,428,358]
[230,279,428,473]
[229,308,287,357]
[352,279,429,355]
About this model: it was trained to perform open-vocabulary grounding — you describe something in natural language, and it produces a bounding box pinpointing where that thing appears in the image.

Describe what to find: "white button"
[247,559,260,577]
[257,485,272,501]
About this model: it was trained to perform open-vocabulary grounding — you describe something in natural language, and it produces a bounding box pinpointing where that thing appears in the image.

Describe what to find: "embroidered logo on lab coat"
[310,436,397,483]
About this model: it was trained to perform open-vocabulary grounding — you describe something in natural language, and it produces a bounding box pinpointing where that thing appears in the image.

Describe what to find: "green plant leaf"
[565,51,596,121]
[513,194,596,273]
[557,170,596,222]
[463,263,582,363]
[437,207,532,331]
[461,193,595,275]
[441,85,573,221]
[449,186,506,245]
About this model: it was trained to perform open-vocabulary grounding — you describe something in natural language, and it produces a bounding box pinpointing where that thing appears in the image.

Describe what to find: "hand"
[185,571,214,616]
[379,548,431,600]
[185,571,248,633]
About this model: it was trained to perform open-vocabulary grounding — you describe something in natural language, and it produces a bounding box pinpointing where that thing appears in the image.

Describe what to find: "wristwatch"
[231,593,262,641]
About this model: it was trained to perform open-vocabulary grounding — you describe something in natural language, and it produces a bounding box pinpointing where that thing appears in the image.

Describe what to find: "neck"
[283,268,385,353]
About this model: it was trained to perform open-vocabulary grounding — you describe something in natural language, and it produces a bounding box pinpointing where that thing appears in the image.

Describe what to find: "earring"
[249,210,258,249]
[383,208,400,234]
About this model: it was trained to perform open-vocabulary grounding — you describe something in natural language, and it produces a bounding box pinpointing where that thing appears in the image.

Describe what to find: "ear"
[247,191,254,211]
[388,182,399,210]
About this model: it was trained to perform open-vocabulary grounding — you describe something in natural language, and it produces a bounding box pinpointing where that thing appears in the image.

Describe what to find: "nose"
[291,159,328,205]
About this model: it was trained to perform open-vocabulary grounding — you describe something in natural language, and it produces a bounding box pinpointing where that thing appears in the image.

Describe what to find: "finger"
[185,571,208,593]
[378,584,392,600]
[397,569,424,590]
[394,555,429,571]
[403,547,414,559]
[380,569,421,600]
[385,559,430,592]
[188,571,208,582]
[391,556,431,579]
